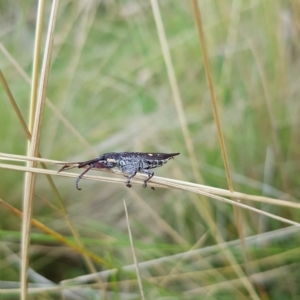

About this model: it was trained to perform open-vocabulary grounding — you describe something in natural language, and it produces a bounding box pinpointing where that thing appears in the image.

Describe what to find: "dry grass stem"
[21,1,60,299]
[124,200,146,300]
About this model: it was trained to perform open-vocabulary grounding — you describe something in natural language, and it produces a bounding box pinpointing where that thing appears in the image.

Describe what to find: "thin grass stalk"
[149,0,219,272]
[159,233,208,287]
[46,1,99,150]
[124,200,146,300]
[0,47,106,295]
[27,0,45,146]
[58,252,298,298]
[128,189,189,245]
[247,38,289,192]
[218,0,241,88]
[190,1,259,298]
[190,0,243,225]
[149,5,230,271]
[185,264,294,296]
[0,153,299,209]
[1,161,299,229]
[1,72,99,288]
[0,70,31,138]
[0,198,111,267]
[149,0,204,185]
[0,43,96,155]
[63,225,298,285]
[21,1,60,299]
[0,42,29,78]
[190,0,233,192]
[2,9,102,294]
[151,0,253,296]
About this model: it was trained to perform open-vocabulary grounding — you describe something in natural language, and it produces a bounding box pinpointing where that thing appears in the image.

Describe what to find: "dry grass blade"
[248,38,289,191]
[1,159,299,229]
[0,152,299,209]
[28,0,45,139]
[1,65,107,293]
[190,1,255,297]
[128,189,189,245]
[191,0,233,190]
[3,152,297,208]
[63,225,298,285]
[149,3,251,295]
[150,0,202,184]
[0,198,111,268]
[21,1,60,299]
[1,2,298,298]
[123,200,146,300]
[0,70,31,139]
[0,42,96,156]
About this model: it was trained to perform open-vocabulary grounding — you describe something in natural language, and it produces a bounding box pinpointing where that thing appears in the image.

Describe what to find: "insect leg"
[125,171,137,188]
[76,165,93,190]
[140,169,154,188]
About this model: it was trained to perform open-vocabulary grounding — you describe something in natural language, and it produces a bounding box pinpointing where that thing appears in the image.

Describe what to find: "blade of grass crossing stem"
[123,200,145,300]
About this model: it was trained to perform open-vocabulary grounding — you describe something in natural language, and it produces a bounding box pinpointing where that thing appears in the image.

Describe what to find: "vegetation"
[0,1,299,299]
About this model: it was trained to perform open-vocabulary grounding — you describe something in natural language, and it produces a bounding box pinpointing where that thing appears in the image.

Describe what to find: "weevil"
[58,152,180,190]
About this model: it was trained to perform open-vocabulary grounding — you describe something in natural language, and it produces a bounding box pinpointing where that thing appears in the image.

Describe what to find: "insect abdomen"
[140,159,167,169]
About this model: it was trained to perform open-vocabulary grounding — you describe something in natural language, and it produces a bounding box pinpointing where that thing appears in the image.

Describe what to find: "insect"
[58,152,180,190]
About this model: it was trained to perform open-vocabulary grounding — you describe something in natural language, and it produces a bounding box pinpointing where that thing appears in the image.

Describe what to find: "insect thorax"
[118,154,171,170]
[99,153,120,168]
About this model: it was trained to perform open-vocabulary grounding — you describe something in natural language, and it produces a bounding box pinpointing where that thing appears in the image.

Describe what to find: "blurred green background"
[1,1,300,299]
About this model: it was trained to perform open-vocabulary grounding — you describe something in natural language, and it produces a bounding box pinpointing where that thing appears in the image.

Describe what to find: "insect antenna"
[76,165,93,190]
